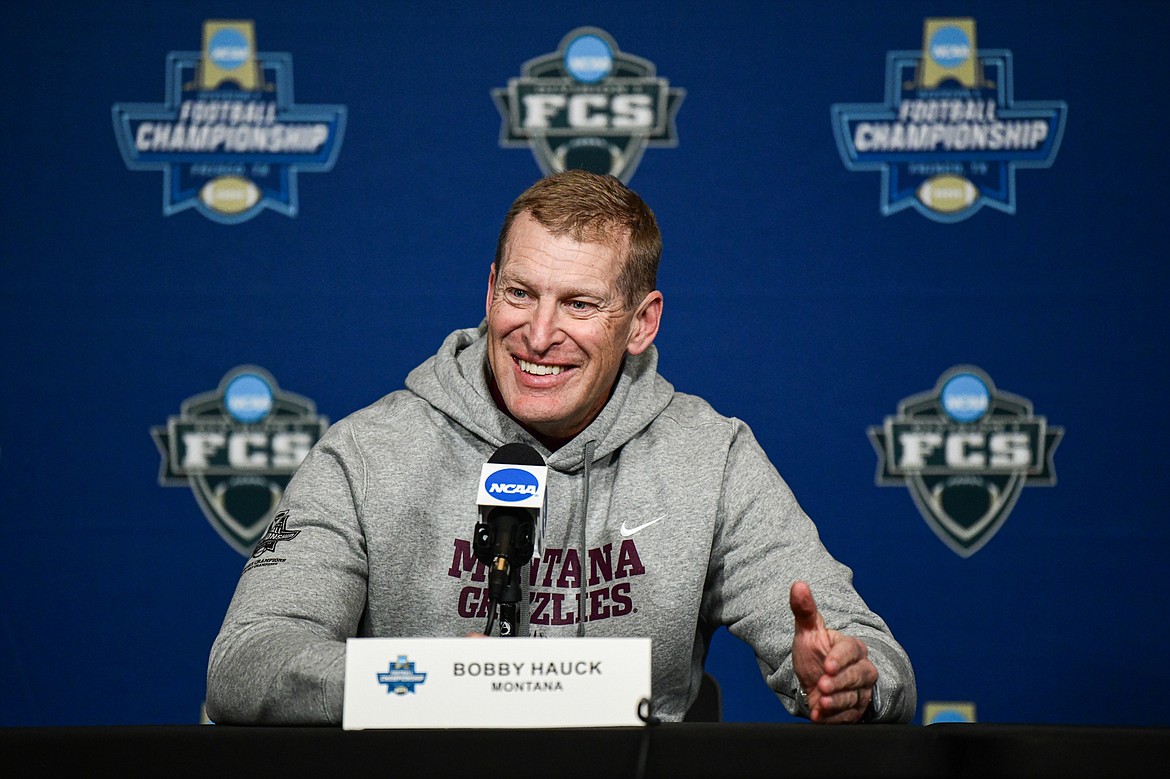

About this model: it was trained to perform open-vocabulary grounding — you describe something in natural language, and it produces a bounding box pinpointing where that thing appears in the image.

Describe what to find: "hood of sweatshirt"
[404,322,676,473]
[406,323,678,639]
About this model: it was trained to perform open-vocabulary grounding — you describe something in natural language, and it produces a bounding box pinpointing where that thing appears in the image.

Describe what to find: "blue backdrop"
[3,0,1168,727]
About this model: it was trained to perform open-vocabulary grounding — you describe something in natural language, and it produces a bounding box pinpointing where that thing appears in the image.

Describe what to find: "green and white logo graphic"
[869,366,1062,556]
[493,27,685,183]
[152,366,327,555]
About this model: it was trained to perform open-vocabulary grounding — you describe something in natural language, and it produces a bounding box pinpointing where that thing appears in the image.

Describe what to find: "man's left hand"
[789,579,879,724]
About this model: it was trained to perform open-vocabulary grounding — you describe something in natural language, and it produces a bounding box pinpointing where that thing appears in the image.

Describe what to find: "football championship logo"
[869,366,1063,557]
[378,656,428,695]
[493,27,685,182]
[152,366,327,555]
[831,18,1067,222]
[112,20,346,223]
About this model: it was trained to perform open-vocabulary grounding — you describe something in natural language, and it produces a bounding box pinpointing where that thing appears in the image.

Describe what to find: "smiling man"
[485,177,663,448]
[207,170,916,726]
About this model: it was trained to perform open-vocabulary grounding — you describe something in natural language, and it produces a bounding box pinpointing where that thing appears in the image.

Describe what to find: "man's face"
[486,212,661,441]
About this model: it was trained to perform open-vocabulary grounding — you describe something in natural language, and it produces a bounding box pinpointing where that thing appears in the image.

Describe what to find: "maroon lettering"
[586,585,610,621]
[448,538,488,582]
[529,590,551,625]
[548,591,577,625]
[615,539,645,578]
[609,581,633,616]
[504,541,645,626]
[557,548,581,589]
[587,543,613,586]
[457,585,491,618]
[533,547,563,587]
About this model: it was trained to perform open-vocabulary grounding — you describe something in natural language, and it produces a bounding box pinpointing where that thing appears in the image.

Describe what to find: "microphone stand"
[474,509,534,637]
[497,570,522,637]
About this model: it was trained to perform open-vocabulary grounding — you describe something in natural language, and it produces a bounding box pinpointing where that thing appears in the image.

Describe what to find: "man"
[206,170,915,725]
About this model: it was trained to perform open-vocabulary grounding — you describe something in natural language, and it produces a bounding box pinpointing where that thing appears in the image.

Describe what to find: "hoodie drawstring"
[578,439,595,638]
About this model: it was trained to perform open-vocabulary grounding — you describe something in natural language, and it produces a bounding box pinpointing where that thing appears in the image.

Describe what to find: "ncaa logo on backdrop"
[112,20,346,224]
[493,27,685,182]
[869,366,1063,557]
[831,18,1067,222]
[152,366,328,555]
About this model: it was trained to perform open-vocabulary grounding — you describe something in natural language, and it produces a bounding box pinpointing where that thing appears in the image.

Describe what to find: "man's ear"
[626,290,663,356]
[485,263,497,319]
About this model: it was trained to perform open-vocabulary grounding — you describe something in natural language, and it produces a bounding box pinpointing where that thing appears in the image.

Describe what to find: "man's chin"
[511,409,565,433]
[509,405,578,438]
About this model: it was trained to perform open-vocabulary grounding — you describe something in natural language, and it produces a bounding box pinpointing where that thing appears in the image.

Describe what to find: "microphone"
[473,443,548,636]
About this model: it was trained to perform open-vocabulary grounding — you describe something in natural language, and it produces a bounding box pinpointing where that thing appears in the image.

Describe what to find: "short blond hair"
[494,170,661,309]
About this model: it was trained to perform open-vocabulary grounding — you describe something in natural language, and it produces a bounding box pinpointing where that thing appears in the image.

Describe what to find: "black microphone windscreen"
[488,442,545,466]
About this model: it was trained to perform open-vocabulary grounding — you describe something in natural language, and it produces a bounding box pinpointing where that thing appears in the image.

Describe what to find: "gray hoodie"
[206,324,916,724]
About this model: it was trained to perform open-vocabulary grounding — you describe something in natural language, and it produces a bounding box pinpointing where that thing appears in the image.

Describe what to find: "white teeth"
[519,359,564,376]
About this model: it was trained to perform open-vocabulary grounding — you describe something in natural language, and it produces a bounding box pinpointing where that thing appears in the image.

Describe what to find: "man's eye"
[568,300,595,311]
[507,288,529,300]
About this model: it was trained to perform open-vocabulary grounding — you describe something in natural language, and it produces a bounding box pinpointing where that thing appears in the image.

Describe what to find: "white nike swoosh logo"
[620,515,666,537]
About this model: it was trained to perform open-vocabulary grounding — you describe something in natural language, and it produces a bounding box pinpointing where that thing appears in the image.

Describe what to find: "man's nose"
[526,299,563,352]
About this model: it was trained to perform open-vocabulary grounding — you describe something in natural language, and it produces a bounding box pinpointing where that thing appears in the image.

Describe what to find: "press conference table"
[4,721,1166,777]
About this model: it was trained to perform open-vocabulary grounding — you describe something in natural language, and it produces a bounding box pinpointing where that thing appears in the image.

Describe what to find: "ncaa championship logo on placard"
[493,26,685,182]
[377,656,428,695]
[869,366,1062,557]
[831,18,1067,222]
[112,20,346,224]
[152,366,328,555]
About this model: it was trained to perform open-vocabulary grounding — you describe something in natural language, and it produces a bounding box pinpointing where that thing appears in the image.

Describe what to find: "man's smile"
[517,358,566,376]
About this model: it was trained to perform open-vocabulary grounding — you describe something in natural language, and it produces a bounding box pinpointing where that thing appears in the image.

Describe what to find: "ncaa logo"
[485,468,539,501]
[869,365,1063,557]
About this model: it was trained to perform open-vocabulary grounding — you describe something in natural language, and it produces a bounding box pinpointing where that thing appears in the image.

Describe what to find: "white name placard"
[342,636,651,730]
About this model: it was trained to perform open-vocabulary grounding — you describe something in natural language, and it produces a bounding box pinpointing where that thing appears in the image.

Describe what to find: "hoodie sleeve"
[205,422,369,725]
[702,420,917,723]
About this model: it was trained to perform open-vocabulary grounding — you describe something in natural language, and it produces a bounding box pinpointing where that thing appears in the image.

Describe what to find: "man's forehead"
[509,211,628,254]
[496,253,614,295]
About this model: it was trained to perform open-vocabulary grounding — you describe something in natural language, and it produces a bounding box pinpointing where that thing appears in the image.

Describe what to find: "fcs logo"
[869,366,1063,557]
[492,26,685,183]
[830,17,1067,222]
[152,366,327,555]
[485,468,539,501]
[111,19,346,224]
